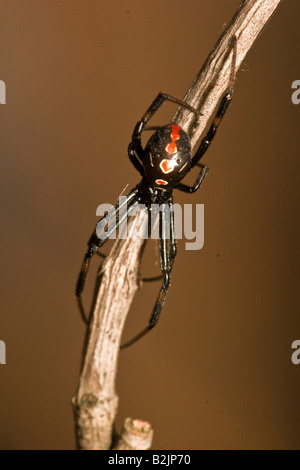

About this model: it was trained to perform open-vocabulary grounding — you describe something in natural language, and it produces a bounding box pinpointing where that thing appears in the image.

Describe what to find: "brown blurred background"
[0,0,300,450]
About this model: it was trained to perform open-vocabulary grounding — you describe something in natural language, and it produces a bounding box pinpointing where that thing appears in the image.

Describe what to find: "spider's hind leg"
[176,163,209,194]
[190,36,237,169]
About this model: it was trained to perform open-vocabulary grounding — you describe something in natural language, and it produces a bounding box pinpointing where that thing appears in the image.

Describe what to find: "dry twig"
[72,0,282,450]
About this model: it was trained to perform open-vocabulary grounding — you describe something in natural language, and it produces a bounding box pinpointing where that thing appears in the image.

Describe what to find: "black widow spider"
[76,39,237,348]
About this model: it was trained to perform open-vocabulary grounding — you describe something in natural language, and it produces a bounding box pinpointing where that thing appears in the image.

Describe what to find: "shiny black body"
[76,40,236,348]
[143,124,192,188]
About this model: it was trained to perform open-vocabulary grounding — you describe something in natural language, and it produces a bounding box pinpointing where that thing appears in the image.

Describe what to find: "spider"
[76,39,237,348]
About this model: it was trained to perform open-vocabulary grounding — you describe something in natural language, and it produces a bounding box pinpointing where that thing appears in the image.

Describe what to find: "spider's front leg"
[76,186,140,323]
[121,197,177,348]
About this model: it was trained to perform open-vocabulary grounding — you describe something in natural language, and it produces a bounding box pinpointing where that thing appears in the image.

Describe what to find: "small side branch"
[112,418,154,450]
[72,0,282,450]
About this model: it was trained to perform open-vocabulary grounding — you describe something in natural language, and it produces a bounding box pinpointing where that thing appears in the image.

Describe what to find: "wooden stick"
[72,0,282,450]
[72,210,148,450]
[173,0,283,146]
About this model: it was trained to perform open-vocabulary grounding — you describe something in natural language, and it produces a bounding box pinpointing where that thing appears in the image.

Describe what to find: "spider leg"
[121,197,177,348]
[76,186,140,323]
[128,142,144,177]
[176,163,209,194]
[191,36,237,168]
[129,92,201,164]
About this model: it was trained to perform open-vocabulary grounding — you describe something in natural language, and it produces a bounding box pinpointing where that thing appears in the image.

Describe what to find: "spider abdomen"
[143,124,192,189]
